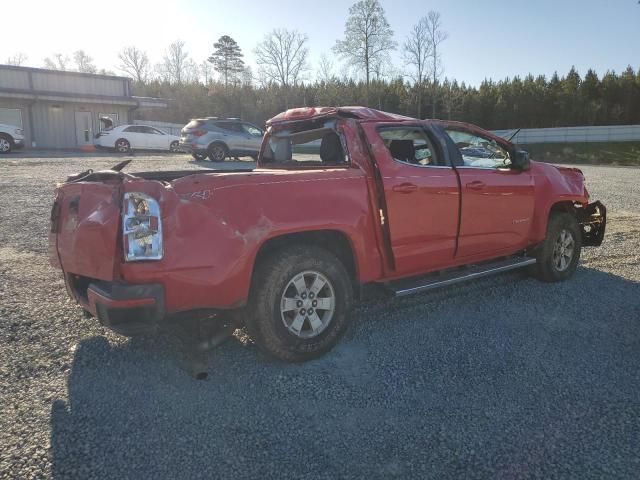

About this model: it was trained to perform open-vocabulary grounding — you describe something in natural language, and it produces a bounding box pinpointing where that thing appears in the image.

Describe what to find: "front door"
[75,112,93,146]
[361,123,460,276]
[444,127,535,259]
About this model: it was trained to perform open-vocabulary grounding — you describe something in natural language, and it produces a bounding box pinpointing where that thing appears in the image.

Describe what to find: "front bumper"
[579,201,607,247]
[13,138,25,149]
[69,275,165,336]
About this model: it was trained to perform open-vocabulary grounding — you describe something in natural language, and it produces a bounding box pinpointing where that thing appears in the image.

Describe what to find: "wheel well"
[549,201,579,217]
[254,230,358,285]
[0,133,13,142]
[115,137,129,145]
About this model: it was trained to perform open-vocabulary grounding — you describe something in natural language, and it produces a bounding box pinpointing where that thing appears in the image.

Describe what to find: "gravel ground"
[1,154,639,479]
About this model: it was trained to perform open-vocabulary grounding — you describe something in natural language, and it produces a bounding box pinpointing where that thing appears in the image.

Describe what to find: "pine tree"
[208,35,245,88]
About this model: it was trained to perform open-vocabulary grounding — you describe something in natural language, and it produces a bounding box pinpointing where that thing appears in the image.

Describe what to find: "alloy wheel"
[280,270,336,339]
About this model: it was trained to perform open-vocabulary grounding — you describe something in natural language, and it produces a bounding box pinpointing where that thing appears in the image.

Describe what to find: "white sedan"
[95,124,181,153]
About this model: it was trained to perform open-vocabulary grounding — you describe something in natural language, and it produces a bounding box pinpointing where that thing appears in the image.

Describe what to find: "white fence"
[134,120,184,136]
[493,125,640,144]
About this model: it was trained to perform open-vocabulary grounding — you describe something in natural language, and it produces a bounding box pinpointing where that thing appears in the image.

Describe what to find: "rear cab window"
[261,120,349,168]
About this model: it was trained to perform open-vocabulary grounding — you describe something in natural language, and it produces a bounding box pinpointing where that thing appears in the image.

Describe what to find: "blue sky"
[3,0,639,85]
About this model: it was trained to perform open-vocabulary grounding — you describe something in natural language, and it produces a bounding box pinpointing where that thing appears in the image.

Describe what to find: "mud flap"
[579,201,606,247]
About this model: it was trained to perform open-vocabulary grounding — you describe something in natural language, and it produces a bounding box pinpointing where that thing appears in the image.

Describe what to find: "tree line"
[5,0,640,129]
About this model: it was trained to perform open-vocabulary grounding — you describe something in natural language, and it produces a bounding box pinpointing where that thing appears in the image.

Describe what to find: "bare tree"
[118,46,150,82]
[158,40,193,84]
[6,53,27,66]
[255,29,309,88]
[199,60,215,84]
[73,50,97,73]
[44,53,70,71]
[403,18,432,118]
[425,11,448,118]
[333,0,396,104]
[317,54,335,83]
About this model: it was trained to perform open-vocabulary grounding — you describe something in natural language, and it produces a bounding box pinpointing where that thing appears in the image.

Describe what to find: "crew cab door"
[443,126,535,259]
[361,123,460,276]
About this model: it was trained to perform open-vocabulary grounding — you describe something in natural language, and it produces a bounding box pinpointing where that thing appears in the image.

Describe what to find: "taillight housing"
[122,192,163,261]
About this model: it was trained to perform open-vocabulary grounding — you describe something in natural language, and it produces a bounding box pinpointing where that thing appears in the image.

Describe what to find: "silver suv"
[179,117,264,161]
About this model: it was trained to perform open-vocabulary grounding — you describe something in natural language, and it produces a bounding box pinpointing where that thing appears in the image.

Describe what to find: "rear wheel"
[0,134,13,154]
[169,141,179,152]
[245,245,353,362]
[115,138,130,153]
[532,212,582,282]
[208,143,227,162]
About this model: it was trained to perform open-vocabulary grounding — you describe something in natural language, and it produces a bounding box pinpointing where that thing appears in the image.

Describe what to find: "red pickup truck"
[49,107,606,362]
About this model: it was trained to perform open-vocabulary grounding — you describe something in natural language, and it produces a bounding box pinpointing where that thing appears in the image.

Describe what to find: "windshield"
[261,125,348,167]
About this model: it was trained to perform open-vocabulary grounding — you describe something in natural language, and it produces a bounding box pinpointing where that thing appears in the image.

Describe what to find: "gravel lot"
[1,154,639,479]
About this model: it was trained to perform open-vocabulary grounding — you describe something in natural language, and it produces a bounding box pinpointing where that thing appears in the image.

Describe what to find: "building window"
[0,108,23,129]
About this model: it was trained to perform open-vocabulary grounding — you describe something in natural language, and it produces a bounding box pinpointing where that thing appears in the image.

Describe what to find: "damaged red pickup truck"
[49,107,606,361]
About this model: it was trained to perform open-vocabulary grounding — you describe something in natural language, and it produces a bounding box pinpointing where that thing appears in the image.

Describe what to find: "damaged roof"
[266,106,415,126]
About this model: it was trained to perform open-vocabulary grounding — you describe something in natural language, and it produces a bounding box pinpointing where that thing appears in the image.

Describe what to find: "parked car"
[0,123,25,153]
[179,117,263,161]
[95,118,180,153]
[49,106,606,363]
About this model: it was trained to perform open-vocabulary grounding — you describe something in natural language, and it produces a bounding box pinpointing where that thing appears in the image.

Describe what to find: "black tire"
[532,212,582,282]
[115,138,130,153]
[169,141,179,152]
[208,143,227,162]
[245,245,354,362]
[0,134,13,154]
[192,153,207,161]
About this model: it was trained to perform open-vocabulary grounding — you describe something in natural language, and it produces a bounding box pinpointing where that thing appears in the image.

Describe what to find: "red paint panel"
[456,168,535,258]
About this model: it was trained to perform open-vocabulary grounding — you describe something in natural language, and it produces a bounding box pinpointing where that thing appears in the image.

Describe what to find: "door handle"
[466,180,486,190]
[392,183,418,194]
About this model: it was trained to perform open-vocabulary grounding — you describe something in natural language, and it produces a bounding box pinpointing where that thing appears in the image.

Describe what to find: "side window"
[242,124,262,136]
[123,126,139,133]
[216,122,242,133]
[150,127,165,135]
[446,129,512,169]
[378,127,443,166]
[138,126,157,135]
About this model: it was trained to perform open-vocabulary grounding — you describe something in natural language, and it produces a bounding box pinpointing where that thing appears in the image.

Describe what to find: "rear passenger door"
[444,127,535,259]
[361,123,460,276]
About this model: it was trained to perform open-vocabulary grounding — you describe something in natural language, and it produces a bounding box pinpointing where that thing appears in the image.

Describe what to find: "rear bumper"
[71,276,165,336]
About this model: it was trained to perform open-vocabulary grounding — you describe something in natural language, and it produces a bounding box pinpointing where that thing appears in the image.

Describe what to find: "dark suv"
[179,117,264,161]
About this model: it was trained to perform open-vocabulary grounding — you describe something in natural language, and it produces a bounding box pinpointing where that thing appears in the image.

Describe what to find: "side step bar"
[387,256,537,297]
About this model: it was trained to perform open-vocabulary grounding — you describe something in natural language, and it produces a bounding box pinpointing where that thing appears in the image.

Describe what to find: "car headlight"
[15,128,23,136]
[122,192,163,261]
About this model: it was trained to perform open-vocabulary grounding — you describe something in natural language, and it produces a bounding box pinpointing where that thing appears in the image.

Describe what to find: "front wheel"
[245,245,353,362]
[0,134,13,154]
[532,212,582,282]
[169,141,180,152]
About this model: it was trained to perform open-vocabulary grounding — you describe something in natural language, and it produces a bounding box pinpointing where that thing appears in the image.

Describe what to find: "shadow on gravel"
[49,267,640,479]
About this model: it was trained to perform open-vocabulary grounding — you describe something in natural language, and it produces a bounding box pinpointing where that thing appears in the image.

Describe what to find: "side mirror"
[513,150,530,170]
